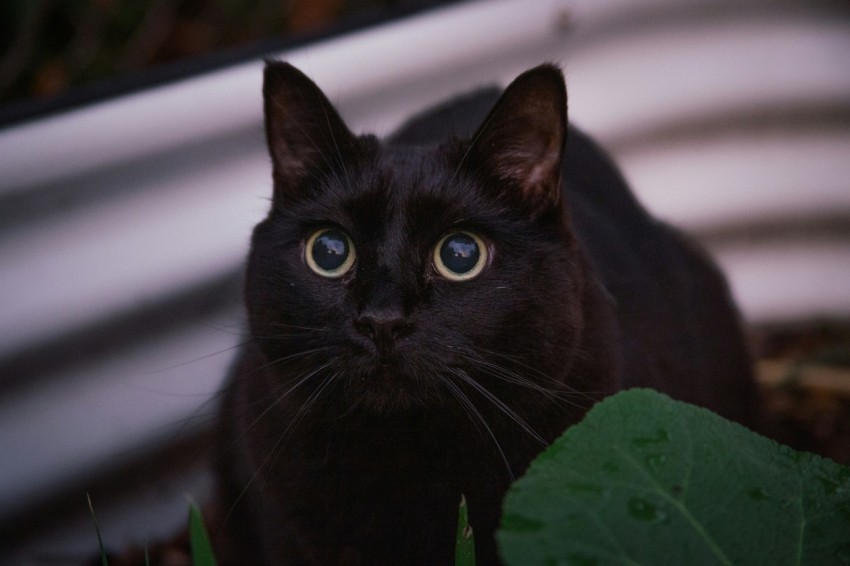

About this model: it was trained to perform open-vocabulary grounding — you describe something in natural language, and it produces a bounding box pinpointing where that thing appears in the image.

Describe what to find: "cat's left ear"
[468,64,567,215]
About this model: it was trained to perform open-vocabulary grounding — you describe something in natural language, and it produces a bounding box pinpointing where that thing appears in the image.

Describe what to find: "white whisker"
[224,369,340,529]
[440,375,514,481]
[465,349,598,410]
[453,369,547,447]
[243,357,336,434]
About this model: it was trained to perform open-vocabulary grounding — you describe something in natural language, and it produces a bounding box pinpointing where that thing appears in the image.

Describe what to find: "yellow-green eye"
[305,228,356,278]
[433,231,488,281]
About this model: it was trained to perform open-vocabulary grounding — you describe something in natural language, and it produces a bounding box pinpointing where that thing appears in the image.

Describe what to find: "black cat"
[209,62,756,565]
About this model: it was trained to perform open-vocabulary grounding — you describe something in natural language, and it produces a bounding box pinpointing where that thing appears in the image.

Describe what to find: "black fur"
[212,62,756,565]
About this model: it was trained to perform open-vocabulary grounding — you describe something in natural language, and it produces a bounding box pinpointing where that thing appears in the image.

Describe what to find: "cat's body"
[211,63,756,566]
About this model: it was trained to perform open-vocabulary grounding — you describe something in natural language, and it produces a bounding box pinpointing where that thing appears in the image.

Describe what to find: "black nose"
[355,313,410,353]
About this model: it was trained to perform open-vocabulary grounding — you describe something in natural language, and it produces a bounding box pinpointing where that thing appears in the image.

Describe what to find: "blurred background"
[0,0,462,119]
[1,0,849,563]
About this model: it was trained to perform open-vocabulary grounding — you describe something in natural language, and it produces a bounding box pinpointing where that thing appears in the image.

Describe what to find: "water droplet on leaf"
[631,428,670,447]
[627,497,667,524]
[747,488,770,502]
[645,453,667,471]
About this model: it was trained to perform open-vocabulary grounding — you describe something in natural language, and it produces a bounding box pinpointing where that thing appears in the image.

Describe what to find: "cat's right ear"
[263,62,357,201]
[466,64,567,217]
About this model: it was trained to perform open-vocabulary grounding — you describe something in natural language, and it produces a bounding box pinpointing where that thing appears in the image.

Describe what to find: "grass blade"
[87,493,109,566]
[189,502,218,566]
[455,494,476,566]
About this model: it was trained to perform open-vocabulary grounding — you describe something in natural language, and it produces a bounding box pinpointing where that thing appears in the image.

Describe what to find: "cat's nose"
[355,313,410,352]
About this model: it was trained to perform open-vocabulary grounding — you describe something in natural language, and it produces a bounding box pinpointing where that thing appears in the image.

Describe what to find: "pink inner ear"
[502,132,561,207]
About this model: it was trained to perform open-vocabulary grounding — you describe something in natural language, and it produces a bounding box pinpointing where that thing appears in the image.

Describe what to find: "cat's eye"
[305,228,356,278]
[433,231,489,281]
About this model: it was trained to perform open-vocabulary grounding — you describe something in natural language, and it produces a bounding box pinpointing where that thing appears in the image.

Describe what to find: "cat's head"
[245,62,602,421]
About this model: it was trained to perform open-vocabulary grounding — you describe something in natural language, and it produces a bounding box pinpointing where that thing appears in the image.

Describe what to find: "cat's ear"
[468,64,567,215]
[263,61,357,200]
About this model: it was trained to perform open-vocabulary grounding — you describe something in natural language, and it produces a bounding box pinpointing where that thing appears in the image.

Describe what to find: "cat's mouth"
[345,354,438,414]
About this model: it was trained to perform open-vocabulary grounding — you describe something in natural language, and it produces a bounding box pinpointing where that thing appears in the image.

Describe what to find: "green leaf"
[189,502,218,566]
[456,494,476,566]
[498,388,850,565]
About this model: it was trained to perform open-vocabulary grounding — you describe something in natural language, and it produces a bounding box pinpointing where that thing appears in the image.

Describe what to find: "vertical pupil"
[440,233,480,274]
[312,230,348,271]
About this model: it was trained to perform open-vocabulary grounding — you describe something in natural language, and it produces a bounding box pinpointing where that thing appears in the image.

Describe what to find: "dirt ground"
[752,320,850,466]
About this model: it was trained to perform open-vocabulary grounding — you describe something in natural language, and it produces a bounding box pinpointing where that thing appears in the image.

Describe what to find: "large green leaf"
[498,388,850,565]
